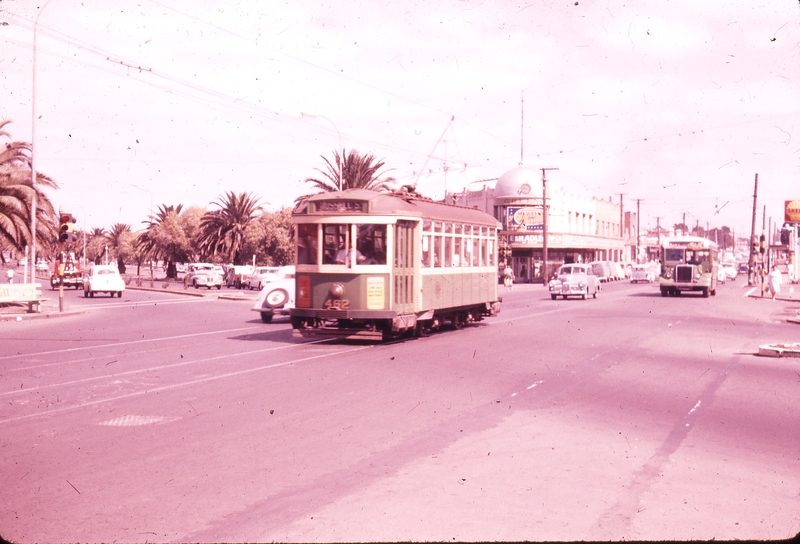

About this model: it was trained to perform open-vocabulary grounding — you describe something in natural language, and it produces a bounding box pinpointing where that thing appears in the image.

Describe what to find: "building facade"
[448,167,634,283]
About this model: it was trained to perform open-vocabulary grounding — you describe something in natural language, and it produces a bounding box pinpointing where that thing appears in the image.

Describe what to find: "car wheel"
[83,290,88,298]
[581,291,587,300]
[258,282,263,290]
[217,285,221,290]
[562,295,567,300]
[550,294,557,300]
[89,291,94,298]
[593,289,598,299]
[118,291,123,298]
[260,311,274,323]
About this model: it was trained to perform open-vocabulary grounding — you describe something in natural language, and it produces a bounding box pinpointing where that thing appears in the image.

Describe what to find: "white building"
[447,167,635,283]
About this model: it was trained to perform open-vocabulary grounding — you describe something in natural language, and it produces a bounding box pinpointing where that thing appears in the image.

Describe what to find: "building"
[446,167,635,283]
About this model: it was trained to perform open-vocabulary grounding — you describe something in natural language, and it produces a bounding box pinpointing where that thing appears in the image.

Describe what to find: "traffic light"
[780,227,791,245]
[752,236,759,255]
[58,212,78,243]
[759,231,766,254]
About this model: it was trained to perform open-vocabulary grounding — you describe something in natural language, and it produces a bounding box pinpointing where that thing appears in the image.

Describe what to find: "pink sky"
[1,0,798,236]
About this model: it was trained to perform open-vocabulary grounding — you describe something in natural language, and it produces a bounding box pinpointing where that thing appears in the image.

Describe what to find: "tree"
[302,149,395,198]
[242,208,293,266]
[106,223,134,273]
[197,191,262,265]
[136,204,203,278]
[0,120,58,261]
[86,227,108,265]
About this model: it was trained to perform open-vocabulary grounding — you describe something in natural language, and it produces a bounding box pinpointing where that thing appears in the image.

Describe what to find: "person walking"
[503,265,514,291]
[767,265,782,301]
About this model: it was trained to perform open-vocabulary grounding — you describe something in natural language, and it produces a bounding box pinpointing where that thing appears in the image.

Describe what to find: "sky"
[1,0,798,238]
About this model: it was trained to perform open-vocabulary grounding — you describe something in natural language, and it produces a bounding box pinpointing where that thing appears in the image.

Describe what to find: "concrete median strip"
[757,343,800,358]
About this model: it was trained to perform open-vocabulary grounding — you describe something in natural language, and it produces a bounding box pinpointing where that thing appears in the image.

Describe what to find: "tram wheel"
[452,313,464,330]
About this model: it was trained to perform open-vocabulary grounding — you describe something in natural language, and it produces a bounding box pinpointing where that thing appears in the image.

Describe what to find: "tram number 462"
[324,299,350,310]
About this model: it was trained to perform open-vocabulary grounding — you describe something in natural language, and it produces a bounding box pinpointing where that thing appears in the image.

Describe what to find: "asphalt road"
[1,279,799,542]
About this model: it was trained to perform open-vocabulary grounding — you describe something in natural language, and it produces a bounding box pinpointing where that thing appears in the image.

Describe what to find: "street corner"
[757,343,800,358]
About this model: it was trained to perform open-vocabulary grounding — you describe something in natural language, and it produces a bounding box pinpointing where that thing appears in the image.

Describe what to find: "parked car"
[184,263,223,289]
[588,261,610,282]
[246,266,281,290]
[549,263,600,300]
[225,265,254,288]
[83,264,125,298]
[630,264,655,283]
[251,266,296,322]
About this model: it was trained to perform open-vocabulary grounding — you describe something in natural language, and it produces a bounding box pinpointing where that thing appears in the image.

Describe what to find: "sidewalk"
[0,274,257,321]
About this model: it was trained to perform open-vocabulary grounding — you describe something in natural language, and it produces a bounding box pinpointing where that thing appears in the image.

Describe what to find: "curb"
[758,343,800,358]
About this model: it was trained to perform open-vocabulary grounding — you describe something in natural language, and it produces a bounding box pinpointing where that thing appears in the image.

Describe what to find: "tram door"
[393,221,415,314]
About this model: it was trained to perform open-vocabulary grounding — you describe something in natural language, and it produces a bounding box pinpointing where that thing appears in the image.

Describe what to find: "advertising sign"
[507,206,543,231]
[785,200,800,223]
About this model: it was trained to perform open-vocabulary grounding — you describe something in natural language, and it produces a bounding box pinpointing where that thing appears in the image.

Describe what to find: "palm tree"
[302,149,395,196]
[197,191,262,265]
[0,120,58,260]
[106,223,133,273]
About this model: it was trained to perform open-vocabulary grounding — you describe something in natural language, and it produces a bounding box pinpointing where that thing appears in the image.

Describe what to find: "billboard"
[507,206,543,231]
[785,200,800,223]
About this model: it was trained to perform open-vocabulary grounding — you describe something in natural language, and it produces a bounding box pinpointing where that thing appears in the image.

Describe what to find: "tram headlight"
[330,283,345,298]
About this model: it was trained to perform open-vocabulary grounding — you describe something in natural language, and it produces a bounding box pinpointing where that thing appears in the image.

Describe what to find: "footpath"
[743,275,800,357]
[0,272,257,322]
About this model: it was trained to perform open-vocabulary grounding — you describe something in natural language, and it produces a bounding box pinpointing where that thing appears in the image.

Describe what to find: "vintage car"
[251,266,295,322]
[588,261,610,283]
[630,264,655,283]
[246,266,281,290]
[549,263,600,300]
[225,264,254,288]
[83,264,125,298]
[184,263,223,289]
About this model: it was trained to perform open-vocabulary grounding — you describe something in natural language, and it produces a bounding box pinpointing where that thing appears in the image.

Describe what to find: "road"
[1,279,799,542]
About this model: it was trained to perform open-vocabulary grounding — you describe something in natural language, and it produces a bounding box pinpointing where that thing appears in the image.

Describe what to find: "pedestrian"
[767,265,782,301]
[503,265,514,291]
[6,268,14,284]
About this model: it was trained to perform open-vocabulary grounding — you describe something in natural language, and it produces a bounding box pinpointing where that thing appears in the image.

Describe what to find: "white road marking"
[0,343,371,424]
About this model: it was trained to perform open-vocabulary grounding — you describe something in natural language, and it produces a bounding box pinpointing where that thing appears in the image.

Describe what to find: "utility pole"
[636,199,642,263]
[541,167,558,285]
[748,173,758,285]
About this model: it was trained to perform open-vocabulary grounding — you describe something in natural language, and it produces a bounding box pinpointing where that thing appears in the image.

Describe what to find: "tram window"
[434,221,442,233]
[297,224,318,265]
[481,238,488,267]
[323,224,350,264]
[423,220,432,232]
[433,236,442,267]
[488,238,495,266]
[356,224,387,265]
[453,237,462,267]
[422,235,431,267]
[455,224,463,235]
[444,236,453,267]
[471,237,479,266]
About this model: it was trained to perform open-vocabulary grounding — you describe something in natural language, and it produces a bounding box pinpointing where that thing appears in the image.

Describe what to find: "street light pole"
[301,113,343,191]
[541,167,558,285]
[30,0,55,283]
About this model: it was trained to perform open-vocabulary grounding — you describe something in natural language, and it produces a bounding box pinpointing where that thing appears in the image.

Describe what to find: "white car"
[630,264,655,283]
[246,266,281,290]
[723,263,738,281]
[184,263,223,289]
[251,266,295,322]
[83,264,125,298]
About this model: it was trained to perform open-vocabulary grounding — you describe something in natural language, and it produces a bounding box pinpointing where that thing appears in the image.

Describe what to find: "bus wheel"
[711,288,716,296]
[414,322,430,337]
[452,313,464,330]
[660,287,668,297]
[702,287,709,298]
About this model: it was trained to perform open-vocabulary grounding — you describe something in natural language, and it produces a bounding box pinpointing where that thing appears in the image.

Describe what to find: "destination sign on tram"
[313,200,367,213]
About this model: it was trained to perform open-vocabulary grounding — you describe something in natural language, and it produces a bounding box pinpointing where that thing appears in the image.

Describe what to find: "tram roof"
[295,189,500,226]
[661,235,718,249]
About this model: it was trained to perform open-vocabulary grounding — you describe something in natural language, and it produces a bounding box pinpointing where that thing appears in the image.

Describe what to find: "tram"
[290,189,502,340]
[658,235,719,297]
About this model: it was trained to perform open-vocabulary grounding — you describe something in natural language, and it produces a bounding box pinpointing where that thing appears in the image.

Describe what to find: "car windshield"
[96,269,115,275]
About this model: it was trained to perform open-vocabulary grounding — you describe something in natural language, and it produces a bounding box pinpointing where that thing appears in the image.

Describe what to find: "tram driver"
[335,238,366,266]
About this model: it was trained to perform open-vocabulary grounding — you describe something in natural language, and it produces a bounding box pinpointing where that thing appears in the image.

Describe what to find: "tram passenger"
[336,239,365,265]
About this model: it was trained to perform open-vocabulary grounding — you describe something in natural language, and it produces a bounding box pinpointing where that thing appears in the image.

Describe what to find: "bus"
[659,235,718,297]
[290,188,502,340]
